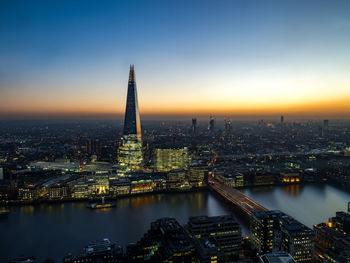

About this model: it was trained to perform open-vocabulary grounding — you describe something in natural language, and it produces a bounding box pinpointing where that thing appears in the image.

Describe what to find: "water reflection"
[2,185,350,262]
[243,184,350,228]
[283,184,301,197]
[19,205,34,214]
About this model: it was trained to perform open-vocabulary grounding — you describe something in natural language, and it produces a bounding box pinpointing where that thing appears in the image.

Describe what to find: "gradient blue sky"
[1,0,350,119]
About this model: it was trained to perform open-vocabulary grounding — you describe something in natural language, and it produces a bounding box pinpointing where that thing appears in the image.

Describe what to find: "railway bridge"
[208,177,268,216]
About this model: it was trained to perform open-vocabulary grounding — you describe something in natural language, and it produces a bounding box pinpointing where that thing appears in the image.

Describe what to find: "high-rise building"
[324,119,329,129]
[188,163,208,188]
[281,115,284,124]
[86,139,100,156]
[225,118,231,133]
[192,118,197,136]
[322,119,329,136]
[209,115,215,133]
[118,65,143,172]
[251,210,314,262]
[186,215,242,261]
[250,211,276,254]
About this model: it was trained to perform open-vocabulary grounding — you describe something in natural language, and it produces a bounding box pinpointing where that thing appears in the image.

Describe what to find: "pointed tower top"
[128,64,135,83]
[123,64,141,142]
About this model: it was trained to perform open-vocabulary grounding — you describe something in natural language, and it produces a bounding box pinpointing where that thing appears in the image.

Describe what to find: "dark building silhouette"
[322,119,329,136]
[86,139,100,156]
[209,115,215,133]
[192,118,197,136]
[225,118,231,133]
[126,218,196,262]
[123,65,142,141]
[186,215,242,261]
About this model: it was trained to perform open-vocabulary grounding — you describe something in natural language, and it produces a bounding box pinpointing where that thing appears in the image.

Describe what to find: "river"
[1,184,350,262]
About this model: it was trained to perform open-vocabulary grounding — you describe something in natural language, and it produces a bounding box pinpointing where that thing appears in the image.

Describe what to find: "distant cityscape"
[1,66,350,263]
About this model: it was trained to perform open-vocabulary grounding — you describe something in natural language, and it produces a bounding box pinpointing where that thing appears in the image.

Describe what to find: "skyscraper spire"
[128,64,135,83]
[119,65,143,172]
[123,64,141,142]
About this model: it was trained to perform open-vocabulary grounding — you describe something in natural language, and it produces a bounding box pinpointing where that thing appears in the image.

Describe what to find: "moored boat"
[87,197,115,209]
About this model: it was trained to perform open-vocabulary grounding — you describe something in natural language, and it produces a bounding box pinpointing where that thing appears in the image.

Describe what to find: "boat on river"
[87,197,115,209]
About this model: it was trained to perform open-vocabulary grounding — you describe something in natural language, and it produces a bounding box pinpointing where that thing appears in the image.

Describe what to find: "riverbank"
[0,186,208,207]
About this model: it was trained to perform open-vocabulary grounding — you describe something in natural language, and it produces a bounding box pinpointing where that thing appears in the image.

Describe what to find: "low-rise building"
[49,183,69,199]
[109,179,131,196]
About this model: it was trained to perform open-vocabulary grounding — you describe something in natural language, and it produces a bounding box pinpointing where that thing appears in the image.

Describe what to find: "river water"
[1,184,350,262]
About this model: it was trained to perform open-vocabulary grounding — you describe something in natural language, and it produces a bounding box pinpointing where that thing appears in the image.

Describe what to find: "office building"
[314,222,350,262]
[322,119,329,136]
[188,163,208,188]
[167,169,188,190]
[86,139,100,157]
[154,147,190,172]
[126,218,196,262]
[186,215,242,261]
[49,184,69,200]
[225,118,231,133]
[209,115,215,133]
[251,211,277,254]
[118,65,143,172]
[63,238,123,263]
[279,212,314,262]
[251,210,314,262]
[329,211,350,234]
[192,118,197,136]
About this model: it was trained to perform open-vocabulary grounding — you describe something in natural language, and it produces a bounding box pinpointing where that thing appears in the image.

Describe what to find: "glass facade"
[119,65,143,171]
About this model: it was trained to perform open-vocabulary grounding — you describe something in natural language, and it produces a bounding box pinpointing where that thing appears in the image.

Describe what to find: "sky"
[1,0,350,120]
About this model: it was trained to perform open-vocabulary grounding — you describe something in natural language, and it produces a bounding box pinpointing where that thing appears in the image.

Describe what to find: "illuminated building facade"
[251,210,314,262]
[250,211,276,254]
[279,214,314,262]
[214,170,244,188]
[118,65,143,172]
[186,215,242,261]
[153,147,190,172]
[130,176,154,194]
[280,172,301,184]
[167,169,188,190]
[49,184,69,199]
[314,222,350,262]
[109,179,131,196]
[188,163,208,188]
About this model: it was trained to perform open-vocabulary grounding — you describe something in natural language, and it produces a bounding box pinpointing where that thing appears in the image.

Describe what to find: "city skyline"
[2,1,350,262]
[1,0,350,120]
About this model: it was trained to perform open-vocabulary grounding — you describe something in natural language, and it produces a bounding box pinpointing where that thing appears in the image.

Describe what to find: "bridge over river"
[208,177,268,216]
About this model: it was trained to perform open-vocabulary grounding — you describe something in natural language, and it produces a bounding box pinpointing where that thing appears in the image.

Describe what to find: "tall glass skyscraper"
[118,65,143,172]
